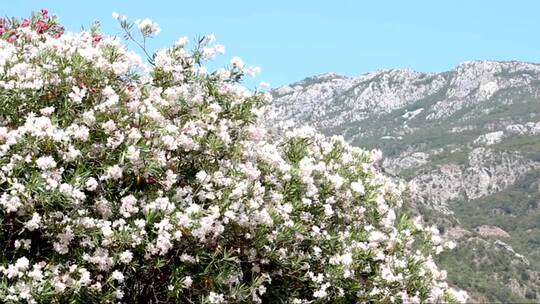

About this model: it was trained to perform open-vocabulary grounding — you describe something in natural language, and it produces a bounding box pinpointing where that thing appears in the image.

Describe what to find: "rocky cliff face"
[271,60,540,302]
[272,60,540,209]
[411,147,538,208]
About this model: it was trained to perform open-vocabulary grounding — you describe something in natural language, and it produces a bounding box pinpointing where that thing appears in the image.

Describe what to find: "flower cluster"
[0,9,64,43]
[0,11,466,303]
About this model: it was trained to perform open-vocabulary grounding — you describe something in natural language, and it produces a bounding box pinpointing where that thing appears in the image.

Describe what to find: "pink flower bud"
[41,9,49,19]
[7,35,16,43]
[36,21,49,34]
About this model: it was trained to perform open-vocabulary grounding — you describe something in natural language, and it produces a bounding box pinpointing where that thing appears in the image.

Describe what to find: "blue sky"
[4,1,540,87]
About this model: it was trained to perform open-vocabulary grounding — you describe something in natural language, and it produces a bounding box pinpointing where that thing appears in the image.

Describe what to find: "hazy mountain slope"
[271,60,540,302]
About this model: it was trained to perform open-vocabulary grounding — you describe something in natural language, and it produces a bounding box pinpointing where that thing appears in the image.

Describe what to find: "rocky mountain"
[271,60,540,302]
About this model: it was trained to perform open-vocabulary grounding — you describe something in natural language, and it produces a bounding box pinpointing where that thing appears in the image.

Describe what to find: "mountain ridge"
[279,59,540,88]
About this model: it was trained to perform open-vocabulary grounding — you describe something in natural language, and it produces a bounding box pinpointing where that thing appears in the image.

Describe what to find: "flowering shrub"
[0,11,467,303]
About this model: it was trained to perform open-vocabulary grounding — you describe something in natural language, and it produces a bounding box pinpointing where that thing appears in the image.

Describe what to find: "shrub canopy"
[0,11,466,303]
